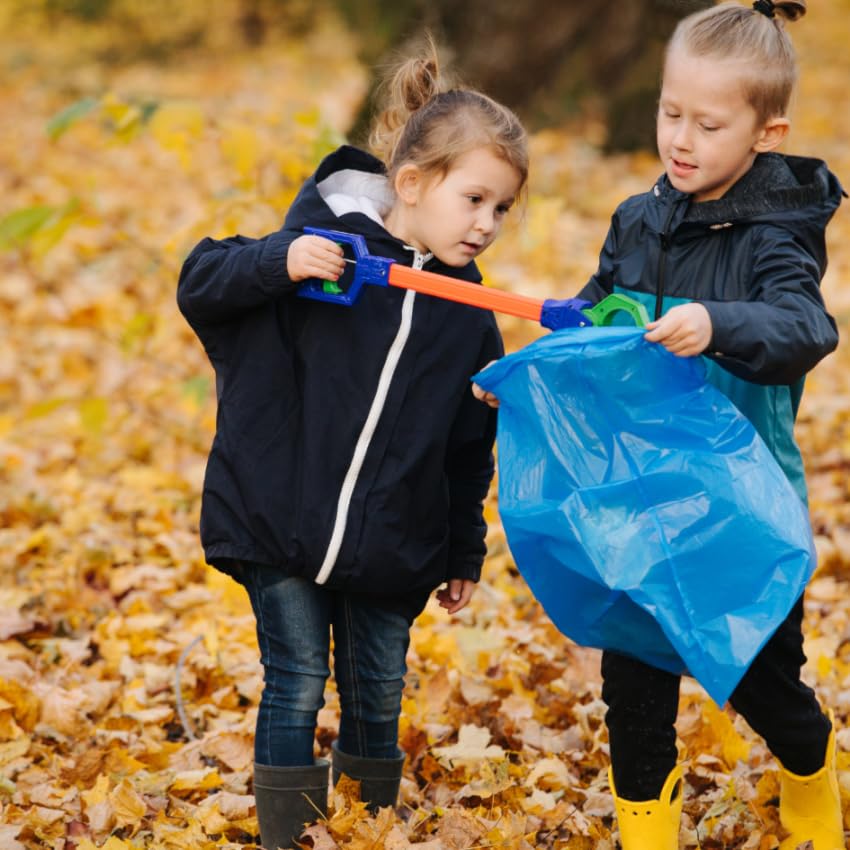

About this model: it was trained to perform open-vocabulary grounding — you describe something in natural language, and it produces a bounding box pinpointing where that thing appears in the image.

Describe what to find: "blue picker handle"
[297,227,394,305]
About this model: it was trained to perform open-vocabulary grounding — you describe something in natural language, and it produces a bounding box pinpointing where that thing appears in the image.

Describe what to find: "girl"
[177,43,527,850]
[576,2,844,848]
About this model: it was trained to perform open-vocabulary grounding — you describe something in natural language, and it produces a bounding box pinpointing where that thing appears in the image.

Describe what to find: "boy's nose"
[672,125,693,151]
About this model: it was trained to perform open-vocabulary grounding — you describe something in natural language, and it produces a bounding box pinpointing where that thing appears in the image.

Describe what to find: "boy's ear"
[753,117,790,153]
[394,163,423,204]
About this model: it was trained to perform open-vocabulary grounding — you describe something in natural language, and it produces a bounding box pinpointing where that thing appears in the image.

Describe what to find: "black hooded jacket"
[579,153,843,499]
[177,146,503,602]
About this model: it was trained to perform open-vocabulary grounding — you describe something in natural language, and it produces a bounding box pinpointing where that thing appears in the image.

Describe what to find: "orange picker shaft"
[387,263,544,321]
[297,226,602,330]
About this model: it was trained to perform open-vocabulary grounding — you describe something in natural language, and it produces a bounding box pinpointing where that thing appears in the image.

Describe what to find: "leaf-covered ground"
[1,3,850,848]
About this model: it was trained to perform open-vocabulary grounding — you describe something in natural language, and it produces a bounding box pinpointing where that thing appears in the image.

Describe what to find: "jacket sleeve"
[444,321,504,582]
[577,213,620,303]
[177,229,300,327]
[702,225,838,385]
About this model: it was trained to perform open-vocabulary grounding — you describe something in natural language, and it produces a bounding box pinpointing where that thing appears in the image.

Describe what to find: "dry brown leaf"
[300,821,341,849]
[0,611,38,641]
[35,683,88,737]
[108,778,146,832]
[435,809,485,850]
[0,824,26,850]
[201,730,254,771]
[432,724,506,768]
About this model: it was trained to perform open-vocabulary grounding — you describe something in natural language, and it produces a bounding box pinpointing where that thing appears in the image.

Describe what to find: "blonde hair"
[369,39,529,197]
[667,1,806,122]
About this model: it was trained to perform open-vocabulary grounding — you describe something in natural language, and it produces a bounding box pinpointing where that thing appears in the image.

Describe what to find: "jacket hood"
[682,153,845,225]
[282,144,483,283]
[650,153,844,225]
[646,154,844,267]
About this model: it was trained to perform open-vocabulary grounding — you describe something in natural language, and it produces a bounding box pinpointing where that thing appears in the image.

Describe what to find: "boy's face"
[657,47,777,203]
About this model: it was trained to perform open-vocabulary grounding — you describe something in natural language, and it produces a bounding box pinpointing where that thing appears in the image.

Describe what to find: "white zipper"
[314,248,430,585]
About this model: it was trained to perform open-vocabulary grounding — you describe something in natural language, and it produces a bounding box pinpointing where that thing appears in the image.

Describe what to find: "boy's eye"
[700,124,719,132]
[467,195,482,204]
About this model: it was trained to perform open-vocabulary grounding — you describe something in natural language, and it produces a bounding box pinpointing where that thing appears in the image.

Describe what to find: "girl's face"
[657,47,780,202]
[389,146,521,267]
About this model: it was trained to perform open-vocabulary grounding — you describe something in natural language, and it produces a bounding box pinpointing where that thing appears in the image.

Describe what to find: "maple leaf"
[700,703,752,770]
[432,724,506,768]
[0,679,39,732]
[109,777,147,833]
[456,760,514,800]
[201,731,254,771]
[0,824,26,850]
[0,610,38,640]
[169,768,224,794]
[435,809,485,850]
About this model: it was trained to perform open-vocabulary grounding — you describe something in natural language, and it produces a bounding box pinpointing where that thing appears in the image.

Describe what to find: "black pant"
[602,596,831,800]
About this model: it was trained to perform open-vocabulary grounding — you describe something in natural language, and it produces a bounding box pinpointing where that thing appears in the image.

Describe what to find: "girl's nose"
[475,209,496,234]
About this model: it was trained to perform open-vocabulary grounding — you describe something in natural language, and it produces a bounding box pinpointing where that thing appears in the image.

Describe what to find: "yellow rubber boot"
[778,712,844,850]
[609,764,683,850]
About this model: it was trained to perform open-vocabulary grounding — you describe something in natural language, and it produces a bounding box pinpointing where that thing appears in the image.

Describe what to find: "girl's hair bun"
[369,33,528,200]
[762,0,807,22]
[400,55,441,114]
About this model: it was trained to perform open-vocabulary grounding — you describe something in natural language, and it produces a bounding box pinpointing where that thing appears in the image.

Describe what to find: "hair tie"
[753,0,776,17]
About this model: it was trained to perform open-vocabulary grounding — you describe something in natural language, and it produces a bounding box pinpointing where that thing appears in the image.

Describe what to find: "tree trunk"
[335,0,713,152]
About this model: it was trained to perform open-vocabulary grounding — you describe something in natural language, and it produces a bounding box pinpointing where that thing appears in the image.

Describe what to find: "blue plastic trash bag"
[473,327,816,706]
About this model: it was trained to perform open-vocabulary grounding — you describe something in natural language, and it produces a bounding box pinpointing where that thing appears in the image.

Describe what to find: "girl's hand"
[472,382,500,408]
[287,234,346,282]
[644,302,712,357]
[436,578,476,614]
[471,360,500,408]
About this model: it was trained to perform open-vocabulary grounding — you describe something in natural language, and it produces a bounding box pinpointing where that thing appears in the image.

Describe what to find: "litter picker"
[297,227,649,329]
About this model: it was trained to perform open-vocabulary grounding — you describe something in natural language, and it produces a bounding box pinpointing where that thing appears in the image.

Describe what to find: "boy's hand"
[436,578,476,614]
[287,234,346,282]
[644,302,712,357]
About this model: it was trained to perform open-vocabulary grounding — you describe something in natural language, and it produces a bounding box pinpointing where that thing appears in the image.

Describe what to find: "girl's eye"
[700,124,719,132]
[467,195,482,204]
[496,204,512,216]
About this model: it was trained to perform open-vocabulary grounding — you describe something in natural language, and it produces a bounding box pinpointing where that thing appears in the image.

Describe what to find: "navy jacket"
[178,146,503,600]
[580,153,843,499]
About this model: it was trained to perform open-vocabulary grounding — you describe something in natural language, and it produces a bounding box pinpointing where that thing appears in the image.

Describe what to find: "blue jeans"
[238,562,412,766]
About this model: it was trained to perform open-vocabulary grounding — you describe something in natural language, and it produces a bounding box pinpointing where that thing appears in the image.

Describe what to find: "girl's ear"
[394,163,423,205]
[753,117,790,153]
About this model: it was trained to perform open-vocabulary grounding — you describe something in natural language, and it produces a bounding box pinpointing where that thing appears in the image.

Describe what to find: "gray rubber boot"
[331,744,405,812]
[253,760,329,850]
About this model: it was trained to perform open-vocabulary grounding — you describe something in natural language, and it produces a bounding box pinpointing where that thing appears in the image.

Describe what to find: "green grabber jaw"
[583,293,650,328]
[321,242,346,294]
